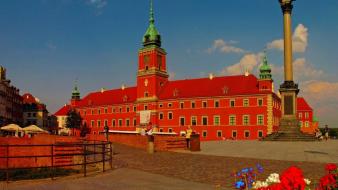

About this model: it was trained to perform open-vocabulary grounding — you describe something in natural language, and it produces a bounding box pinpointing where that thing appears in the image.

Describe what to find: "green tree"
[65,109,82,136]
[80,122,91,137]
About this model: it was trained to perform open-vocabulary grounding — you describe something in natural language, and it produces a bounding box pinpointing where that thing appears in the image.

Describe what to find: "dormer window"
[222,86,229,94]
[123,95,128,102]
[173,88,179,97]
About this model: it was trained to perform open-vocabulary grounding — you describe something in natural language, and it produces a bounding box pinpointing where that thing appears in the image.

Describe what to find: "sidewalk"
[2,168,227,190]
[187,140,338,163]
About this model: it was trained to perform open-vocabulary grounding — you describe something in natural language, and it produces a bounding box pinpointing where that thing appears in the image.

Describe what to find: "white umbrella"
[23,125,47,133]
[1,124,23,131]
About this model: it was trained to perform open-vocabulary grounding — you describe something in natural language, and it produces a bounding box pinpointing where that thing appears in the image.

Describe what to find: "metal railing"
[0,140,113,182]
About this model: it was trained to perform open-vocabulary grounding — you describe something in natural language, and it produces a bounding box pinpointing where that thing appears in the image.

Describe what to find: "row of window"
[88,114,265,128]
[26,112,37,117]
[81,98,266,115]
[300,121,310,128]
[201,130,264,138]
[90,118,137,128]
[298,112,310,119]
[166,99,264,109]
[162,114,265,126]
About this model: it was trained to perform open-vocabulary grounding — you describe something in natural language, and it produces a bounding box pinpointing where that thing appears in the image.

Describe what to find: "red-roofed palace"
[54,2,318,140]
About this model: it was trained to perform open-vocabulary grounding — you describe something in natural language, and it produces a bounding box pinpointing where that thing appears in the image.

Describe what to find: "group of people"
[315,125,330,141]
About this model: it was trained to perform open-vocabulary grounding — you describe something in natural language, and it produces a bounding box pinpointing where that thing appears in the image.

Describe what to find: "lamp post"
[104,125,109,142]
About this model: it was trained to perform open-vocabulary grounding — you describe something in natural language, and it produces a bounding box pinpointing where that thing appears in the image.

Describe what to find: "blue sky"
[1,0,338,127]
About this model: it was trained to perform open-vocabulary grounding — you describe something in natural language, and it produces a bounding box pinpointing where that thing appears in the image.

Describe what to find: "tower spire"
[149,0,154,24]
[259,51,272,80]
[72,79,80,100]
[143,0,161,47]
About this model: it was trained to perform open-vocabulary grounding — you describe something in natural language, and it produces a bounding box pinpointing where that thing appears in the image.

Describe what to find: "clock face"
[144,55,150,64]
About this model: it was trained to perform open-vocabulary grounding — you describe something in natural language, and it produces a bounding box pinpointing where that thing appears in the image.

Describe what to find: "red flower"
[280,166,306,190]
[318,174,337,189]
[325,163,337,173]
[257,184,282,190]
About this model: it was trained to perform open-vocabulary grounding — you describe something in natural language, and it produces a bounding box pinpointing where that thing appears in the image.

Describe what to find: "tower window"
[191,102,195,108]
[144,92,149,97]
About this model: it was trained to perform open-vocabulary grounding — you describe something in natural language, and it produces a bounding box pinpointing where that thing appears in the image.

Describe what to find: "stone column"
[279,0,299,132]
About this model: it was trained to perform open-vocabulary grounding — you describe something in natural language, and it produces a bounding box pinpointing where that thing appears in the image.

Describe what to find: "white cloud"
[267,24,308,53]
[88,0,107,8]
[207,39,245,54]
[271,58,325,82]
[301,81,338,126]
[221,53,263,75]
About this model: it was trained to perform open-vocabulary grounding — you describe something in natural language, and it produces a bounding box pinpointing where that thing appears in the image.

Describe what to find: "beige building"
[22,93,48,129]
[0,66,23,126]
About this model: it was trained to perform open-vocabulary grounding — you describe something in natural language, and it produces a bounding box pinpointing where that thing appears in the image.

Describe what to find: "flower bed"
[232,163,337,190]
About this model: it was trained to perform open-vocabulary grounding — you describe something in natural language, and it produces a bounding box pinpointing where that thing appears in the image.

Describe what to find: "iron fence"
[0,140,113,182]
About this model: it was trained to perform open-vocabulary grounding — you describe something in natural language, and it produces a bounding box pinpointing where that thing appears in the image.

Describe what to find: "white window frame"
[257,115,264,125]
[217,130,222,138]
[179,116,185,126]
[230,99,235,107]
[244,130,250,138]
[202,116,208,126]
[202,130,207,138]
[243,115,250,126]
[214,115,220,126]
[229,115,236,126]
[191,116,197,126]
[168,112,173,120]
[243,99,249,107]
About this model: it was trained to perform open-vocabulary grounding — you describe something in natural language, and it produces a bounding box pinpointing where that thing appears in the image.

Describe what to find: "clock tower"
[137,0,168,103]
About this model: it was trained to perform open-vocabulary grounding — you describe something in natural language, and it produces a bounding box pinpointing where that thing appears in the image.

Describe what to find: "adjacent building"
[0,66,23,126]
[22,93,49,129]
[297,97,318,134]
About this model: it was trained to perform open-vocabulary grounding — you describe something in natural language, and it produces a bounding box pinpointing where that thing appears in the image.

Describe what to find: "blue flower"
[241,168,249,173]
[237,172,241,177]
[235,180,245,189]
[256,164,264,173]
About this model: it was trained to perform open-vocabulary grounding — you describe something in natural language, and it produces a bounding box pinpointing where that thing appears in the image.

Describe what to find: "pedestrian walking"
[324,125,329,140]
[186,126,192,149]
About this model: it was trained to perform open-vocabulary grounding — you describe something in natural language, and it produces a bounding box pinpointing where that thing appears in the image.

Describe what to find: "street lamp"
[104,125,109,141]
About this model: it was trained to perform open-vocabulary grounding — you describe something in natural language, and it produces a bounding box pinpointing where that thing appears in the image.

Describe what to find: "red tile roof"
[54,105,72,116]
[297,97,312,111]
[76,87,137,107]
[70,74,271,108]
[158,74,264,99]
[22,93,37,104]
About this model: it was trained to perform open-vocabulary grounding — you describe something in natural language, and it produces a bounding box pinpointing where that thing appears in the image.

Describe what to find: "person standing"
[186,126,192,149]
[324,125,329,140]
